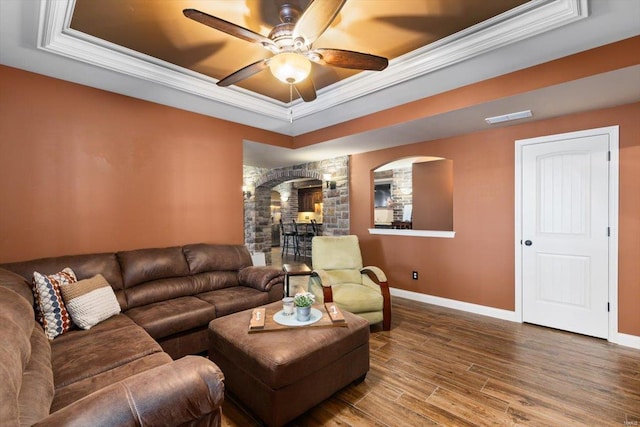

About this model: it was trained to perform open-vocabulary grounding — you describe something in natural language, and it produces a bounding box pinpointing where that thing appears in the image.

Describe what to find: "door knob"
[524,240,533,246]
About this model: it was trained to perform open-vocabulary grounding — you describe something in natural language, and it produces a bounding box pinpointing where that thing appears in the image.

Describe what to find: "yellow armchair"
[309,235,391,330]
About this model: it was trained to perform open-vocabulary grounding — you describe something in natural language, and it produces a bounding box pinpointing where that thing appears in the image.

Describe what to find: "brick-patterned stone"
[243,157,349,264]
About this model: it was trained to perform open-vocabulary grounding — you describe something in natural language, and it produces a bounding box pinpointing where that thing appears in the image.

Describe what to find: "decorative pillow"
[59,274,121,330]
[32,268,76,340]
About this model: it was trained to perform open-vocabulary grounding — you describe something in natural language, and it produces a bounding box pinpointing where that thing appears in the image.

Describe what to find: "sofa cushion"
[51,351,172,413]
[32,268,76,340]
[125,296,216,340]
[183,243,252,274]
[197,286,270,317]
[118,246,189,288]
[60,274,121,330]
[51,311,137,347]
[124,276,203,309]
[51,315,163,388]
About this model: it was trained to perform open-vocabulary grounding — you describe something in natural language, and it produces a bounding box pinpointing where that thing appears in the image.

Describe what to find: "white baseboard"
[609,332,640,350]
[390,287,640,350]
[390,287,519,322]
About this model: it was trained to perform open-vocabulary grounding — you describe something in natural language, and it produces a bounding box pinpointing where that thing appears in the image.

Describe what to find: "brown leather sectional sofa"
[0,243,285,426]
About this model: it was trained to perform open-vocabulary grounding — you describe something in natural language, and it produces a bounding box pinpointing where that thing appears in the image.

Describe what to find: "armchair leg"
[380,281,391,331]
[382,313,391,331]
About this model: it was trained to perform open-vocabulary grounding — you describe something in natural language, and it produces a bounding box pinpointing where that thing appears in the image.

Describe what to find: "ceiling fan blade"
[314,48,388,71]
[294,78,317,102]
[293,0,346,44]
[183,9,274,48]
[217,59,270,87]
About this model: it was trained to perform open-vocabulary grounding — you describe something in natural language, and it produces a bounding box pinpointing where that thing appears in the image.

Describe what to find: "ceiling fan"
[183,0,389,102]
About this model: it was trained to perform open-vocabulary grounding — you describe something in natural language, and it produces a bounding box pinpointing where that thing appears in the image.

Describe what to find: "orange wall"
[351,103,640,337]
[0,65,287,262]
[413,159,453,231]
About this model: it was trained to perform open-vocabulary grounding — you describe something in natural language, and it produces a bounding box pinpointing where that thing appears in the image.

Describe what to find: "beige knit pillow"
[59,274,121,330]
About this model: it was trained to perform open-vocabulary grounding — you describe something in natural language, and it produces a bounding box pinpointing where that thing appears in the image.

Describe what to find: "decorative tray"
[248,304,348,333]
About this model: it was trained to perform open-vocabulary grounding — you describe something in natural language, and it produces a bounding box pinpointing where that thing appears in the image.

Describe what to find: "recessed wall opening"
[372,156,454,232]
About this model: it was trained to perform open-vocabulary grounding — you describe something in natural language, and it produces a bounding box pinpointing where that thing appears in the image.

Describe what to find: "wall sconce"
[242,185,252,200]
[323,173,336,190]
[280,192,290,202]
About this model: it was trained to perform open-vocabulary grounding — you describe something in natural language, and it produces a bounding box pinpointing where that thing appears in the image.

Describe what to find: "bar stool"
[293,219,315,258]
[310,219,320,236]
[279,219,298,257]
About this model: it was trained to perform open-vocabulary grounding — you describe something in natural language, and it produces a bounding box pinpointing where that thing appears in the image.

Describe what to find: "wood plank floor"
[221,294,639,427]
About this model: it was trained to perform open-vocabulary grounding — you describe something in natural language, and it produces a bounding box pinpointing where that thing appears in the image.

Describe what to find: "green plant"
[293,292,315,308]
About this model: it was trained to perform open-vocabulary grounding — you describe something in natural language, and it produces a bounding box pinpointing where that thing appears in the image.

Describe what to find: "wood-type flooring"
[221,294,639,426]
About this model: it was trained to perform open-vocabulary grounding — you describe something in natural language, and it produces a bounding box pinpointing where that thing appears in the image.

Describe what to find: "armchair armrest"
[311,269,332,287]
[361,266,392,331]
[361,266,387,282]
[311,269,335,303]
[239,266,284,292]
[35,356,224,427]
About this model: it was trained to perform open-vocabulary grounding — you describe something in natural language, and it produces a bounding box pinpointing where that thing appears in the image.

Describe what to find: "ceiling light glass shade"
[269,53,311,84]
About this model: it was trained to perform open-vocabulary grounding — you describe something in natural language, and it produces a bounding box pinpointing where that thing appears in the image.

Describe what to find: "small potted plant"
[293,291,316,322]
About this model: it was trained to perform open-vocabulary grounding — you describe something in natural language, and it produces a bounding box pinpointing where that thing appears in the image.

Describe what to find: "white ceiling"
[1,0,639,168]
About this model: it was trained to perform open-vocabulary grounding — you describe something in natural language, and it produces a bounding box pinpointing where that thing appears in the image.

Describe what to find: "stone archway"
[245,169,322,265]
[243,157,349,265]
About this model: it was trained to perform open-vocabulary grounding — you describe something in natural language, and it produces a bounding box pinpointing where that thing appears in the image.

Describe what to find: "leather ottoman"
[208,301,370,427]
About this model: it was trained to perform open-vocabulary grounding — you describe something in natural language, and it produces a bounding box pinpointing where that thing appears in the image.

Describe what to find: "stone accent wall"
[242,156,349,265]
[392,167,413,222]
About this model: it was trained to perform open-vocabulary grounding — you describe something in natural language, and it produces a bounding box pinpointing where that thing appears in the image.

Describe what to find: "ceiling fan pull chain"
[289,84,294,123]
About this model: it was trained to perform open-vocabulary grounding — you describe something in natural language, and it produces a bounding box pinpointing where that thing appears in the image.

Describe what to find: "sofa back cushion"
[183,244,252,274]
[118,247,194,309]
[1,253,126,311]
[118,247,189,288]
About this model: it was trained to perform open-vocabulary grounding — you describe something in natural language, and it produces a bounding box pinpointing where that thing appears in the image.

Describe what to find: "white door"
[521,132,610,338]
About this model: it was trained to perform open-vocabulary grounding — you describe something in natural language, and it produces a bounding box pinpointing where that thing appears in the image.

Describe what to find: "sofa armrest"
[238,266,284,292]
[34,356,224,427]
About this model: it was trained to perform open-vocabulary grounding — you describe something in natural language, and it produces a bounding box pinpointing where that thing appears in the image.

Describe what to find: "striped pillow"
[59,274,121,330]
[32,268,76,340]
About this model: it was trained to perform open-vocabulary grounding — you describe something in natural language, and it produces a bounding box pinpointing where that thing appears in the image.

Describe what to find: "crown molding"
[294,0,588,117]
[37,0,588,125]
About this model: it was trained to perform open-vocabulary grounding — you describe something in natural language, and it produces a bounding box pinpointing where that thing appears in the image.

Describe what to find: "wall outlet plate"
[412,271,418,280]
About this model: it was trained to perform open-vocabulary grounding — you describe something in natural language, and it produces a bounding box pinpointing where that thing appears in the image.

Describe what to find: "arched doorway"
[243,157,349,265]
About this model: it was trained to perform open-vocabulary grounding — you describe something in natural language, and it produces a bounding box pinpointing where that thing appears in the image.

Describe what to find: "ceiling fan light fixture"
[269,52,311,84]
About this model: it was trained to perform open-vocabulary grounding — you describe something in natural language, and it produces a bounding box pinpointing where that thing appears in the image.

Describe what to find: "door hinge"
[607,302,610,312]
[607,151,611,161]
[607,227,610,237]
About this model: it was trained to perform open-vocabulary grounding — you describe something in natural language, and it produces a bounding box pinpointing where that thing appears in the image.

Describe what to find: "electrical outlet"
[412,271,418,280]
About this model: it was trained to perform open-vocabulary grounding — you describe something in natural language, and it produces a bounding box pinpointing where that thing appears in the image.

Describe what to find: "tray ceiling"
[69,0,529,103]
